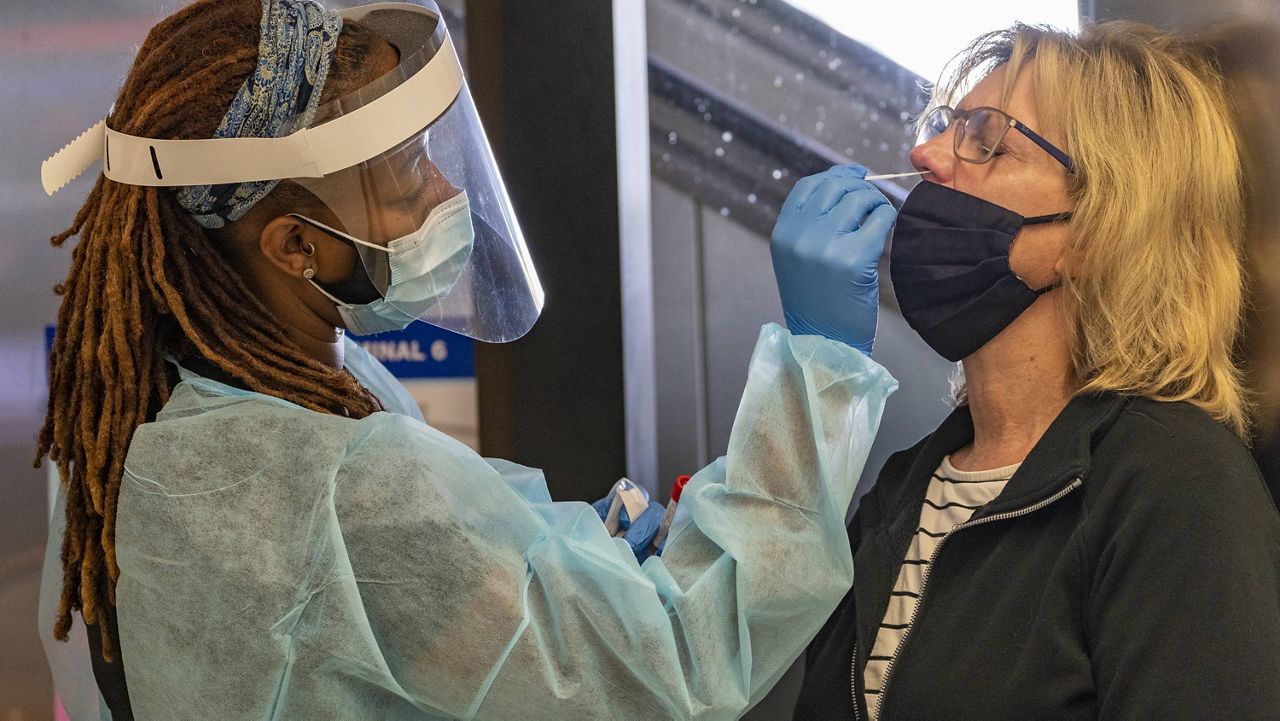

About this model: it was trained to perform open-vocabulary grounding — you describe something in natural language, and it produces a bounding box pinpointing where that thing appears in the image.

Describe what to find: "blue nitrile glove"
[591,495,667,562]
[770,164,897,356]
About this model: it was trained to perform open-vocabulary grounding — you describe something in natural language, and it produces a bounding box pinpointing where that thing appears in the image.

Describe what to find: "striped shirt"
[863,455,1021,720]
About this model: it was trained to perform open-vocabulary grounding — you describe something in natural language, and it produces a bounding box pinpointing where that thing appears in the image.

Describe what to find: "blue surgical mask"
[293,192,475,336]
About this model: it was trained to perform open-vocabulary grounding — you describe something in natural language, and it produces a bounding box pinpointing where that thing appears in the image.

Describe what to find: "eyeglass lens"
[918,106,1011,164]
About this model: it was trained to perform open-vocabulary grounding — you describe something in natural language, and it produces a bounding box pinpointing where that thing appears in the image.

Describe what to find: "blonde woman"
[787,22,1280,719]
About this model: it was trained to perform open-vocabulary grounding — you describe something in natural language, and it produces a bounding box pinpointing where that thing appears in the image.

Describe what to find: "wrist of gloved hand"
[782,278,879,356]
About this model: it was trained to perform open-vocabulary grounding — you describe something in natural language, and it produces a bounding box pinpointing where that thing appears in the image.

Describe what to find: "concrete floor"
[0,448,53,721]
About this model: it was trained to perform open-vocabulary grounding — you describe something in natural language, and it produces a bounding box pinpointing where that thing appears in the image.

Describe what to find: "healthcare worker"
[34,0,898,718]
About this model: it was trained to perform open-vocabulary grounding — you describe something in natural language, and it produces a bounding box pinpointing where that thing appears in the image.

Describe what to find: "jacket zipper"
[850,640,860,720]
[852,477,1084,721]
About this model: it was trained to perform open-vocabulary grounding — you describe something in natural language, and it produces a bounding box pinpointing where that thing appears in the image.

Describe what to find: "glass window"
[786,0,1081,81]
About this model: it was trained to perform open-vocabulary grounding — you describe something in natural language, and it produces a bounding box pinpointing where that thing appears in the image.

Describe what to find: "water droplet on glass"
[731,7,741,17]
[747,193,758,204]
[815,121,825,132]
[795,71,806,82]
[668,132,678,145]
[828,58,843,71]
[715,147,725,157]
[773,75,784,88]
[720,207,731,217]
[721,131,734,143]
[772,169,784,180]
[879,142,890,152]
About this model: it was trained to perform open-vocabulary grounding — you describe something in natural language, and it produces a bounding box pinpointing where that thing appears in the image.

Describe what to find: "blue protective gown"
[42,324,895,720]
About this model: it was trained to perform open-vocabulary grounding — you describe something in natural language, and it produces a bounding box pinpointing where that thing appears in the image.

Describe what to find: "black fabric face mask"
[889,181,1072,362]
[307,223,388,305]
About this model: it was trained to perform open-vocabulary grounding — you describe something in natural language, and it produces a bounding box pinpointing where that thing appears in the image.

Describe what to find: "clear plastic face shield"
[41,1,543,343]
[289,3,542,341]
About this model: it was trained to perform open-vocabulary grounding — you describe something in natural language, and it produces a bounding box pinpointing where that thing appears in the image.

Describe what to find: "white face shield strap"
[40,3,462,196]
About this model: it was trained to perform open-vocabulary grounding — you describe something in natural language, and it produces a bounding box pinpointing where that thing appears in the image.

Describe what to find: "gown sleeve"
[113,324,895,720]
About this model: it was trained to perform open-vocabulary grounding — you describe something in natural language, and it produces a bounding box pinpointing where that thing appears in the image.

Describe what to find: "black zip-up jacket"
[794,392,1280,720]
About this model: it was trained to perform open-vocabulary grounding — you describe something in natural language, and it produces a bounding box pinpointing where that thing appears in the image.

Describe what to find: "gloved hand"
[770,164,897,355]
[591,495,667,562]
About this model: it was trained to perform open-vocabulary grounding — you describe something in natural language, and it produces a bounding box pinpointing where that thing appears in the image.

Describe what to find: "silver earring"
[303,268,315,280]
[300,241,316,257]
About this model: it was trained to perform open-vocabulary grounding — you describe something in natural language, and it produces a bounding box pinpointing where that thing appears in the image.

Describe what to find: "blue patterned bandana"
[176,0,342,229]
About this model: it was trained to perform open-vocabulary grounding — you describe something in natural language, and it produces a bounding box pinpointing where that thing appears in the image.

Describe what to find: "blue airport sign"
[351,324,475,379]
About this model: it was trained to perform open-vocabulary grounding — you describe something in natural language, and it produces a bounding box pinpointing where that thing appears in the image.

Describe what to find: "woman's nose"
[909,133,954,185]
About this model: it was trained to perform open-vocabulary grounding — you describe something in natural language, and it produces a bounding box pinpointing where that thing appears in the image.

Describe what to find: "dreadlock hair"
[36,0,391,660]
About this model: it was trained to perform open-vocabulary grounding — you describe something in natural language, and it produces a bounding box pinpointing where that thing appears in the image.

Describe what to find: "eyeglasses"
[919,105,1075,173]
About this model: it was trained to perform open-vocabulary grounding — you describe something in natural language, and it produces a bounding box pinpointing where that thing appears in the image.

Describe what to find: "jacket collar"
[895,391,1131,522]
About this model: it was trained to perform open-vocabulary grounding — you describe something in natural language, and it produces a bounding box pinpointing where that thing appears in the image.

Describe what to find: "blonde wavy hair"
[933,21,1250,438]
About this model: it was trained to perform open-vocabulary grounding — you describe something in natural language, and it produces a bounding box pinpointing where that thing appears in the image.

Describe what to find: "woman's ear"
[257,215,315,278]
[1052,240,1077,280]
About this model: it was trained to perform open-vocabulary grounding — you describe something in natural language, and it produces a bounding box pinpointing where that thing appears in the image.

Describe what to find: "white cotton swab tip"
[864,170,930,181]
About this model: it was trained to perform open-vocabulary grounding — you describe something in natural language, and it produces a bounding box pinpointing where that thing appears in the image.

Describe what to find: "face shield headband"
[39,3,465,204]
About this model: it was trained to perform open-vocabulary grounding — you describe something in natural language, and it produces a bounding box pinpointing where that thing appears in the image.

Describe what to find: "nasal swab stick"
[864,170,930,181]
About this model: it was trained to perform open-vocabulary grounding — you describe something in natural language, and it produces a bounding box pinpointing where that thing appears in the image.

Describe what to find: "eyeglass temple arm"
[1011,119,1076,173]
